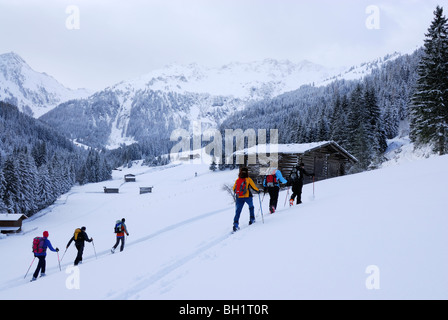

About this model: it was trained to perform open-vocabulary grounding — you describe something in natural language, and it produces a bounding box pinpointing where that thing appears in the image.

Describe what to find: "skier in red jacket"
[31,231,59,281]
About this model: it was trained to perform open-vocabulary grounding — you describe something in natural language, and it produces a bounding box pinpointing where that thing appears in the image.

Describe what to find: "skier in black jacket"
[289,163,314,205]
[66,226,93,265]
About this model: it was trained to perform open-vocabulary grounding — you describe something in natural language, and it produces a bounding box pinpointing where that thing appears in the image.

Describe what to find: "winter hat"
[81,226,86,231]
[43,231,49,238]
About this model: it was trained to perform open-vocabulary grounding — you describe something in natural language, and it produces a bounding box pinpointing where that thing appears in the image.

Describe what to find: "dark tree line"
[0,102,112,216]
[410,6,448,155]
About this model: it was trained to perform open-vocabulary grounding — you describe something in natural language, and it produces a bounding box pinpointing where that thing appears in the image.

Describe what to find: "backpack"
[74,228,82,241]
[290,168,300,182]
[265,174,277,187]
[114,220,123,233]
[32,237,45,254]
[235,178,247,198]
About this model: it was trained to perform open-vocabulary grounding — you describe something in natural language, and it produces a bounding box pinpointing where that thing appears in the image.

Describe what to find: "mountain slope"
[39,59,343,149]
[39,53,410,151]
[0,52,90,118]
[0,153,446,300]
[118,58,340,99]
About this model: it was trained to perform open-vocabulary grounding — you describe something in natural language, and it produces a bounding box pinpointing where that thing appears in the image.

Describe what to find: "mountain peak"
[112,58,336,100]
[0,52,91,118]
[0,52,28,74]
[0,51,26,64]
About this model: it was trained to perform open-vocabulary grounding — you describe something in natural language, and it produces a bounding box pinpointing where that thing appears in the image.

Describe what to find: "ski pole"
[57,251,62,271]
[258,192,264,224]
[24,257,36,279]
[256,193,265,217]
[313,176,315,200]
[92,240,97,259]
[284,187,290,207]
[60,247,68,263]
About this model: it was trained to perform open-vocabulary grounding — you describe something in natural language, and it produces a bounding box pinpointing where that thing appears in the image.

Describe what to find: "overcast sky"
[0,0,443,91]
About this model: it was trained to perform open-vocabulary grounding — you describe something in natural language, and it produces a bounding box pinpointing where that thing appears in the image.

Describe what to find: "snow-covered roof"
[0,214,27,221]
[235,141,330,155]
[234,141,357,162]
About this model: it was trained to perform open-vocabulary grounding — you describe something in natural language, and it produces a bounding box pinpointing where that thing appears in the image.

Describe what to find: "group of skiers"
[29,219,129,281]
[232,164,314,232]
[28,165,313,280]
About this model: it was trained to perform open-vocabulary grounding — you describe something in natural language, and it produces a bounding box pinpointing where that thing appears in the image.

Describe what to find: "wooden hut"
[179,152,201,162]
[235,141,358,187]
[139,186,154,194]
[104,187,119,193]
[124,174,136,182]
[0,214,27,234]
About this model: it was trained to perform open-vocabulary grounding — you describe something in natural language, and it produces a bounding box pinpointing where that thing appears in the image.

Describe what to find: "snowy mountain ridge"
[40,52,407,150]
[1,50,410,150]
[0,52,91,118]
[115,58,341,99]
[0,51,405,121]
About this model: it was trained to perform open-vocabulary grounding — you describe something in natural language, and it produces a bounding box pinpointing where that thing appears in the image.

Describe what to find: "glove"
[56,248,59,252]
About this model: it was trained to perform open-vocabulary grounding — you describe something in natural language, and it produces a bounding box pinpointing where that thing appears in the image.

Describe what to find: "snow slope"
[0,155,447,300]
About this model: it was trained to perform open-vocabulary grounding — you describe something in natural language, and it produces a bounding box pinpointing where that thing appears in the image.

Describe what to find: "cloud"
[0,0,443,90]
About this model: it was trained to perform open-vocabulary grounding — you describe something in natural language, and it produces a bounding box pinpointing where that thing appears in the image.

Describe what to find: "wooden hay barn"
[139,186,154,194]
[124,174,136,182]
[104,187,119,194]
[0,214,27,234]
[235,141,358,187]
[179,152,201,162]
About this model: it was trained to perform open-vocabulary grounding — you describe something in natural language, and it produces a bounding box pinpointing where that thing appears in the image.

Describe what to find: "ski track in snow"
[108,205,273,300]
[0,167,286,298]
[0,201,237,296]
[109,231,231,299]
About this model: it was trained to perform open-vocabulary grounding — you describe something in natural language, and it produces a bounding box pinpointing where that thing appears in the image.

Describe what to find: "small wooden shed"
[236,141,358,187]
[139,187,154,194]
[124,174,136,182]
[179,152,201,161]
[0,214,28,234]
[104,187,119,194]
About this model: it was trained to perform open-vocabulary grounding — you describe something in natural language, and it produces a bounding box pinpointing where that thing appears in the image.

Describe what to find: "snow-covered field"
[0,153,447,300]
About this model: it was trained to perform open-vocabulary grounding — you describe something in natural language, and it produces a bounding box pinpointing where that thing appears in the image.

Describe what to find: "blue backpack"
[114,220,123,233]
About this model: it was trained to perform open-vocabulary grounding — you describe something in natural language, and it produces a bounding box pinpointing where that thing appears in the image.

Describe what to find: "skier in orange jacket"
[232,167,259,232]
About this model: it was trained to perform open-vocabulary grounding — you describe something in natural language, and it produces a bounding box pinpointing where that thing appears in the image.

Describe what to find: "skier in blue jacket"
[31,231,59,281]
[263,168,287,213]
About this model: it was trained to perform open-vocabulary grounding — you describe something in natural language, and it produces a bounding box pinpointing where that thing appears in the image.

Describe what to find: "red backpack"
[265,173,277,187]
[235,178,247,198]
[32,237,45,254]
